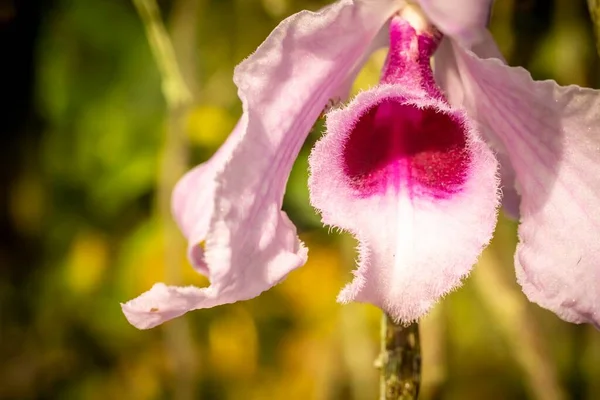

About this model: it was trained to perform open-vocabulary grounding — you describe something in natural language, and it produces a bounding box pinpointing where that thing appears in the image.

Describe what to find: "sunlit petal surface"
[453,38,600,326]
[171,120,244,273]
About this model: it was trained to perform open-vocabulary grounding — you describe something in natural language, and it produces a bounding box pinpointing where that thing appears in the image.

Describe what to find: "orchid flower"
[122,0,600,330]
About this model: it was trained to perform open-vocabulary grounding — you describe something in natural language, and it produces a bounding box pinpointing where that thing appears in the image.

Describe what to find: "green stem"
[589,0,600,56]
[132,0,192,108]
[378,314,421,400]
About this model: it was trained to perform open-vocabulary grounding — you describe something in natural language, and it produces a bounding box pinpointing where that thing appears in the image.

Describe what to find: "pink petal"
[122,0,399,329]
[452,39,600,326]
[122,284,218,330]
[171,120,245,274]
[416,0,493,46]
[308,17,500,323]
[434,36,521,218]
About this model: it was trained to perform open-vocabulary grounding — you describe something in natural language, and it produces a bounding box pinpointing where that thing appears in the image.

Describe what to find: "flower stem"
[132,0,192,109]
[589,0,600,56]
[378,313,421,400]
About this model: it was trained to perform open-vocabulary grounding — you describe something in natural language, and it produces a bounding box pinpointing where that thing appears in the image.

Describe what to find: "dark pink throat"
[340,17,470,199]
[342,99,468,198]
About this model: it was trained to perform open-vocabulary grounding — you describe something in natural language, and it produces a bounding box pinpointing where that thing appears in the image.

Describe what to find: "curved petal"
[170,163,212,273]
[452,39,600,326]
[308,83,499,323]
[171,120,245,274]
[416,0,493,46]
[122,0,400,329]
[434,36,520,218]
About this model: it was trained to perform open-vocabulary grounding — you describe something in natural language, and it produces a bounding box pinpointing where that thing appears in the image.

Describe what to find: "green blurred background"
[1,0,599,399]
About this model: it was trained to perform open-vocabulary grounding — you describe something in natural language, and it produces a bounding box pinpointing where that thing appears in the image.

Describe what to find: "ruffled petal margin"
[308,84,500,323]
[122,0,399,329]
[453,38,600,326]
[170,120,244,274]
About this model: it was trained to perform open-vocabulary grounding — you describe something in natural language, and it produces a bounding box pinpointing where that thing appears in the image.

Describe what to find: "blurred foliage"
[589,0,600,54]
[1,0,599,399]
